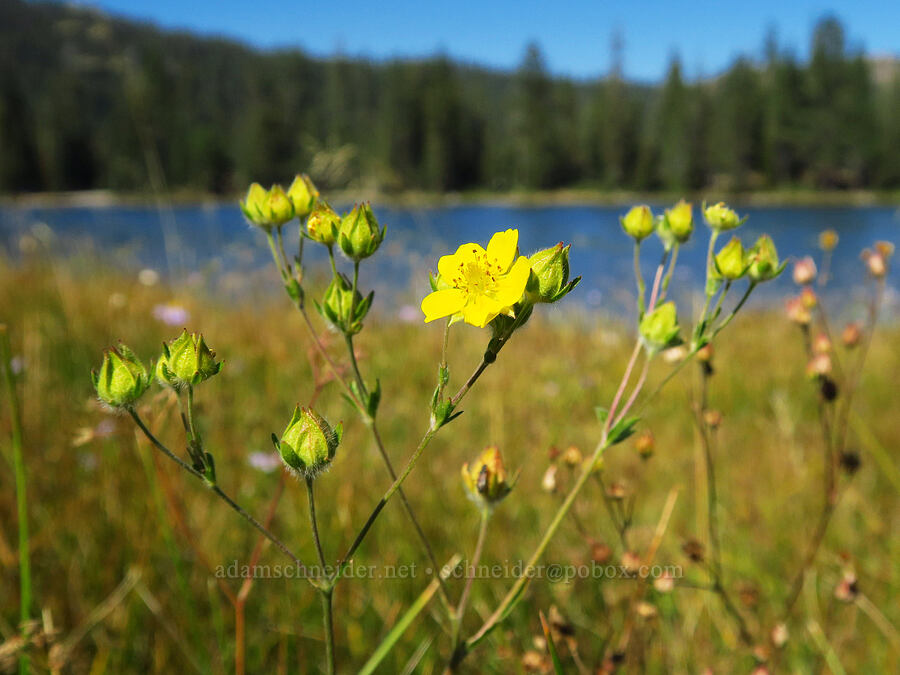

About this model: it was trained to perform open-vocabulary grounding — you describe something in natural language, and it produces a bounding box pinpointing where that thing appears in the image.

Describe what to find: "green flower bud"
[665,200,693,242]
[317,274,373,335]
[527,242,581,303]
[621,205,654,241]
[306,201,341,247]
[338,203,386,261]
[703,201,744,231]
[277,406,343,478]
[639,301,682,353]
[747,234,785,283]
[157,330,222,387]
[461,446,513,508]
[714,237,749,280]
[286,174,319,219]
[92,344,151,408]
[239,183,295,229]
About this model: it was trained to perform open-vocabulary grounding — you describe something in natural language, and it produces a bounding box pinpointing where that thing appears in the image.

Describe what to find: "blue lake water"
[2,202,898,317]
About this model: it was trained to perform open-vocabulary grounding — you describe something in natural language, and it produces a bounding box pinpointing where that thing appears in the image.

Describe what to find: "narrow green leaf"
[540,611,566,674]
[359,554,461,675]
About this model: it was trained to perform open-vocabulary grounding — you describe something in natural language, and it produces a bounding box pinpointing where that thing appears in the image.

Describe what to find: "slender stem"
[1,326,31,675]
[595,474,629,550]
[332,426,440,582]
[633,241,646,315]
[448,509,490,669]
[186,385,200,444]
[456,510,489,625]
[712,282,755,336]
[320,590,335,675]
[647,250,669,312]
[436,319,452,401]
[450,359,490,407]
[306,477,328,570]
[660,243,680,299]
[465,435,609,651]
[610,355,649,431]
[265,232,288,282]
[128,409,310,577]
[693,364,752,644]
[306,477,335,674]
[783,321,842,616]
[605,342,642,433]
[465,334,655,654]
[327,246,339,279]
[275,225,291,274]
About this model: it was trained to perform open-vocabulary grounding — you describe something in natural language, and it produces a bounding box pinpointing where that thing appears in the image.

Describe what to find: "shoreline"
[2,188,900,210]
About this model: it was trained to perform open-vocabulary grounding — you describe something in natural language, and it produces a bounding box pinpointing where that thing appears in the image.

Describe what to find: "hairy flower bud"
[338,203,385,261]
[157,330,222,387]
[317,273,373,335]
[462,446,513,507]
[792,256,817,285]
[527,242,580,303]
[747,234,785,282]
[621,205,654,241]
[240,183,295,229]
[306,201,341,246]
[92,344,151,408]
[286,174,318,219]
[703,202,743,230]
[664,200,693,242]
[639,301,682,353]
[714,237,748,280]
[277,406,342,478]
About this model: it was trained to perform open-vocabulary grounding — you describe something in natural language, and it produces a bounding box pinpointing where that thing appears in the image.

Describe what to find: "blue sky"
[75,0,898,81]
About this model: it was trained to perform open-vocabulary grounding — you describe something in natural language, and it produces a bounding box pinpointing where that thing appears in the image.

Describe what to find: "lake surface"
[2,202,898,317]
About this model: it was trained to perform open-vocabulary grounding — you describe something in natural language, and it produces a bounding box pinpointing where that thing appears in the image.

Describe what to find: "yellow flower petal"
[462,294,504,328]
[421,289,466,323]
[486,229,519,272]
[488,255,531,306]
[437,242,486,283]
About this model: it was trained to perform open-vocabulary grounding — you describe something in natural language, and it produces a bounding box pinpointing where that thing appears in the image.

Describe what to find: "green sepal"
[608,416,641,446]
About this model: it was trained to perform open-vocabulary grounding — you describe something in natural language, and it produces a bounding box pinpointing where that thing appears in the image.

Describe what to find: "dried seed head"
[792,256,817,285]
[682,538,705,563]
[841,322,862,348]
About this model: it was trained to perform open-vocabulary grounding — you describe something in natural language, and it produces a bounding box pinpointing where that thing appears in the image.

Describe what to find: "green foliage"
[1,2,898,194]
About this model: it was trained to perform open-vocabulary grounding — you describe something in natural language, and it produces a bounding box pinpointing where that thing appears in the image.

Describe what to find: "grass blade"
[359,554,460,675]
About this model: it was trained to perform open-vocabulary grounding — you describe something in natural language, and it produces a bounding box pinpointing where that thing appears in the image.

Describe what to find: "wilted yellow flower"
[421,229,531,328]
[461,446,513,506]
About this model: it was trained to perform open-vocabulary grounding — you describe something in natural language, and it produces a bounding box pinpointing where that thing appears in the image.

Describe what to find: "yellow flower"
[421,229,531,328]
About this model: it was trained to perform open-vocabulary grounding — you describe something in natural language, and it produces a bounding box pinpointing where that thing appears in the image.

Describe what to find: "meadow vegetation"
[0,194,897,672]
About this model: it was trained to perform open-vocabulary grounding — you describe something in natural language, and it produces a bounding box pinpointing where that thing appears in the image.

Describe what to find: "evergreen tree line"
[1,0,899,195]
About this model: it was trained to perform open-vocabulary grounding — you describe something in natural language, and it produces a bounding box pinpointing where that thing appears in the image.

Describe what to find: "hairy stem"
[128,409,310,576]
